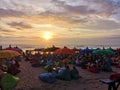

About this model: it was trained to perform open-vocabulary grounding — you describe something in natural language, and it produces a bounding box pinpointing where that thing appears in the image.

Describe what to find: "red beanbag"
[116,64,120,68]
[30,59,37,63]
[88,67,99,73]
[110,73,120,81]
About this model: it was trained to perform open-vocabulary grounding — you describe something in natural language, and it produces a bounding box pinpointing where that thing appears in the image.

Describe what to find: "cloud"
[85,19,120,30]
[0,27,13,32]
[52,0,116,16]
[7,21,33,29]
[0,8,24,17]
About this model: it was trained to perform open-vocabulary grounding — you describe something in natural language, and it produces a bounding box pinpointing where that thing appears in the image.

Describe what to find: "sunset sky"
[0,0,120,48]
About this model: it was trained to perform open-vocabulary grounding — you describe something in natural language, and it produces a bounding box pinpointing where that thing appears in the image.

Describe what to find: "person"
[0,69,7,90]
[0,45,2,50]
[102,56,112,72]
[7,58,21,75]
[70,66,81,79]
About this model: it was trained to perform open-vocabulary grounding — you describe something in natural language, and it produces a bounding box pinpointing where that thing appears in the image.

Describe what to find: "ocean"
[1,44,120,52]
[1,35,120,51]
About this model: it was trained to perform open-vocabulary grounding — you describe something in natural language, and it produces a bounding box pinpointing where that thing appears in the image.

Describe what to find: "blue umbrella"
[80,47,93,54]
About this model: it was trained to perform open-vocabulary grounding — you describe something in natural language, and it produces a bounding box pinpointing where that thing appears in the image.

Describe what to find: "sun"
[43,32,53,40]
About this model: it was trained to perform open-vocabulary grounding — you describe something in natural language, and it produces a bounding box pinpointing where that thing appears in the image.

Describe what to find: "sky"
[0,0,120,48]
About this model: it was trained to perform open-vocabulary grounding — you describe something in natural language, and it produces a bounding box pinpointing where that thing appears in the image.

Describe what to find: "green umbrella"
[92,49,114,55]
[104,49,114,55]
[106,47,115,52]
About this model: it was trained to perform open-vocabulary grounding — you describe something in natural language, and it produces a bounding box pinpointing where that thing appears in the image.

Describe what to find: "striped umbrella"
[0,50,20,59]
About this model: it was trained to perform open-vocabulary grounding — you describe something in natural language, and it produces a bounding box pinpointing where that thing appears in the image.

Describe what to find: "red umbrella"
[71,48,80,53]
[116,48,120,53]
[54,47,75,54]
[4,47,22,54]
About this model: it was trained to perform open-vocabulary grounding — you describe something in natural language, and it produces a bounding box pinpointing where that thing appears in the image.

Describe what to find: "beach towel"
[1,73,19,90]
[39,73,56,83]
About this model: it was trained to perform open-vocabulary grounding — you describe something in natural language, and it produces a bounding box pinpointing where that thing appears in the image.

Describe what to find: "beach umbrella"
[104,49,114,55]
[54,47,75,54]
[34,48,43,51]
[116,48,120,53]
[71,48,80,54]
[92,49,114,55]
[0,50,20,59]
[106,47,115,52]
[4,47,22,54]
[80,47,93,54]
[43,46,59,52]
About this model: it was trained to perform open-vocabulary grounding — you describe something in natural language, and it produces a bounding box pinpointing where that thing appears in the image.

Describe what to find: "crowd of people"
[0,46,120,89]
[24,48,120,83]
[26,51,120,71]
[0,56,21,75]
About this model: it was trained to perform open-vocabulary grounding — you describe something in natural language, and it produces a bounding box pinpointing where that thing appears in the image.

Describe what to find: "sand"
[14,60,120,90]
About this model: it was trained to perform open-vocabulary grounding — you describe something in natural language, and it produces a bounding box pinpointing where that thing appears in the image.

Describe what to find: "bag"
[1,74,19,90]
[39,73,56,83]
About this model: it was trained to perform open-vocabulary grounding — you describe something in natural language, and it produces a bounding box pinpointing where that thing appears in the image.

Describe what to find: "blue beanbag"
[39,73,56,83]
[56,68,71,81]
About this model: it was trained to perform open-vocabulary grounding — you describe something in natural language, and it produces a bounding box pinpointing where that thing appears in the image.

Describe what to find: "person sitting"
[56,65,71,81]
[70,66,81,79]
[87,63,99,73]
[7,58,21,75]
[102,58,112,72]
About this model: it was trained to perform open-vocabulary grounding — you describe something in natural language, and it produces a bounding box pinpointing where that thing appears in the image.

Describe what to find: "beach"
[14,59,120,90]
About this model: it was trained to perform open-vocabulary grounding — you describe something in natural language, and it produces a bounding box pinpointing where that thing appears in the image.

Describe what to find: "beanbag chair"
[31,63,41,67]
[81,65,87,69]
[110,73,120,81]
[44,65,53,72]
[71,69,81,79]
[116,64,120,68]
[30,59,37,63]
[39,73,56,83]
[1,73,19,90]
[46,61,52,65]
[88,67,99,73]
[57,68,71,81]
[57,62,64,67]
[8,65,21,75]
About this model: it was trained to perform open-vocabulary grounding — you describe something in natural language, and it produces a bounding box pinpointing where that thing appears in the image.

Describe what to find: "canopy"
[92,49,114,55]
[0,50,20,59]
[54,47,75,54]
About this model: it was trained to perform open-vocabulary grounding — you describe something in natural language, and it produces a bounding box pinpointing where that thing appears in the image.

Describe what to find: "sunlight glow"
[43,32,53,40]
